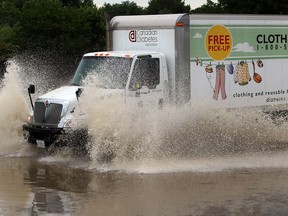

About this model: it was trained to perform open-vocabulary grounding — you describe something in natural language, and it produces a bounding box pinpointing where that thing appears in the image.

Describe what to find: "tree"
[145,0,190,14]
[59,0,93,7]
[13,0,65,51]
[219,0,288,14]
[192,0,222,13]
[0,25,16,63]
[0,0,107,75]
[13,0,105,54]
[101,1,144,18]
[193,0,288,14]
[0,0,22,69]
[0,1,18,26]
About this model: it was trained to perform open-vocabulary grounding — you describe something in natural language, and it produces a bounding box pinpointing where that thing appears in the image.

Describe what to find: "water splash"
[10,53,73,96]
[79,82,288,171]
[0,56,70,156]
[3,57,288,173]
[0,60,30,154]
[89,150,288,174]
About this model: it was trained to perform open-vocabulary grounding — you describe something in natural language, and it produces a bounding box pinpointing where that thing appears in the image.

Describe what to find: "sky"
[94,0,216,9]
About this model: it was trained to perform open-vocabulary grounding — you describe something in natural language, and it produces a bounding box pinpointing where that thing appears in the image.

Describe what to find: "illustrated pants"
[213,66,227,100]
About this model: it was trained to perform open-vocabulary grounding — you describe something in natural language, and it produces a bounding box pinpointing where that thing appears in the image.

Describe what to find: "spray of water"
[0,60,30,154]
[0,54,72,156]
[80,79,288,171]
[10,52,73,96]
[2,57,288,173]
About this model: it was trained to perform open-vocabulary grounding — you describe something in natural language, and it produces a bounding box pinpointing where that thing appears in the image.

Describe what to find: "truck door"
[126,55,163,106]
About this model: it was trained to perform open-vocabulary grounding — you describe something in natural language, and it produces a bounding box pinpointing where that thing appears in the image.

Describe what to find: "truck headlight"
[26,115,33,123]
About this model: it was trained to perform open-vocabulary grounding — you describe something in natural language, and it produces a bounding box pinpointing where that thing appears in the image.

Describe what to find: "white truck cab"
[22,50,171,148]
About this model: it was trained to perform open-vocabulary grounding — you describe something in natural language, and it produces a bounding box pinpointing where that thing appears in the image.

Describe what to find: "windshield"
[71,56,132,89]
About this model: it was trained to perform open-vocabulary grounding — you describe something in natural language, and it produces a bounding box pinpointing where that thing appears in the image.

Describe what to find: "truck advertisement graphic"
[190,23,288,108]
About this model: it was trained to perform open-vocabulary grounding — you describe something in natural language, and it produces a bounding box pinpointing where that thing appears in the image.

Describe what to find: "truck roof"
[111,13,188,29]
[83,50,161,58]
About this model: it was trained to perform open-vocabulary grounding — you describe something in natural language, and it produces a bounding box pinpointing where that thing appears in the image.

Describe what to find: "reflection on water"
[0,155,287,215]
[0,157,82,215]
[25,161,91,193]
[24,160,91,215]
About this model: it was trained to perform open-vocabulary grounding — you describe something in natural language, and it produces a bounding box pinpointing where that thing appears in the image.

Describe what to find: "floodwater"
[1,60,288,215]
[2,150,288,215]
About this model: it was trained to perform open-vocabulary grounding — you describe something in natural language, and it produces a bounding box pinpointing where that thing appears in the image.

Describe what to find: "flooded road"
[1,59,288,215]
[1,151,288,216]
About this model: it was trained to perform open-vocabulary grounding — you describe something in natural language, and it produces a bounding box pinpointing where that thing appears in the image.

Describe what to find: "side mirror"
[28,84,35,110]
[28,84,35,94]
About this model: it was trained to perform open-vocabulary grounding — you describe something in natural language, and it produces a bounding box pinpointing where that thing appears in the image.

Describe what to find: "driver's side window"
[129,58,160,90]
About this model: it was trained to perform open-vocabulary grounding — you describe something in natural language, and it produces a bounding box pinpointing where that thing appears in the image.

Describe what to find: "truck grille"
[34,102,63,125]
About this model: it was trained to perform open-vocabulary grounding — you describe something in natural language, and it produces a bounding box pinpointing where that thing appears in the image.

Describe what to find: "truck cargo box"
[189,14,288,110]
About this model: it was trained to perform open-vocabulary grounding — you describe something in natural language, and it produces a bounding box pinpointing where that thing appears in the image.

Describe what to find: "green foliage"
[0,0,20,26]
[192,0,221,13]
[101,1,143,18]
[13,0,64,50]
[59,0,93,7]
[0,25,17,62]
[0,0,106,73]
[219,0,288,14]
[0,0,23,66]
[193,0,288,14]
[145,0,190,14]
[13,0,105,54]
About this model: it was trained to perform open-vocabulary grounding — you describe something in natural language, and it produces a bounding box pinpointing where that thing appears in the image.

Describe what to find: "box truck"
[23,13,288,149]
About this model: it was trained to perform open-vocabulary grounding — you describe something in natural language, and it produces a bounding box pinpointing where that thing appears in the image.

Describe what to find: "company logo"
[128,30,158,44]
[129,30,137,42]
[205,25,233,61]
[44,100,49,108]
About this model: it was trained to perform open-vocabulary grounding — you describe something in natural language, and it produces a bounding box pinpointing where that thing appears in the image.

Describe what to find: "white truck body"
[23,13,288,148]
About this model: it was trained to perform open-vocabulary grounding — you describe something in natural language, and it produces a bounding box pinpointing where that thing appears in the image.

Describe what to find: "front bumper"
[23,124,65,147]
